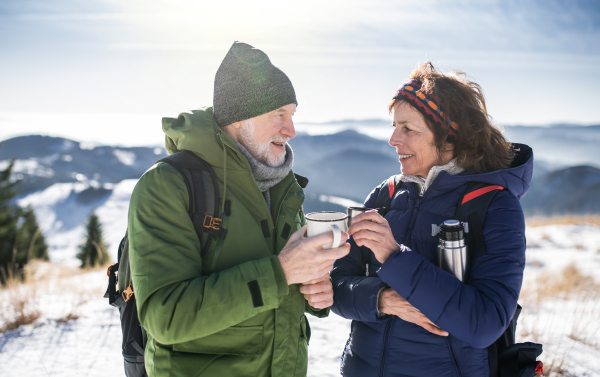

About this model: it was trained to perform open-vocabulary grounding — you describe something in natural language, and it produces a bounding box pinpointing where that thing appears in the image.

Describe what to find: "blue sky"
[1,0,599,145]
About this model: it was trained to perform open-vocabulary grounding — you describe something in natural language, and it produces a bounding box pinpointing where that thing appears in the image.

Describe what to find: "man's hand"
[378,288,448,337]
[278,225,350,285]
[348,210,400,264]
[299,274,333,309]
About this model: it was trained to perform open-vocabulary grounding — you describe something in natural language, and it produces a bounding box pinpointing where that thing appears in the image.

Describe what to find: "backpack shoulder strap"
[158,151,226,255]
[375,175,402,216]
[455,182,504,258]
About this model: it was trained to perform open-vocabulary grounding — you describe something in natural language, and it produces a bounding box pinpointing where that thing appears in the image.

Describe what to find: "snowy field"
[1,223,600,377]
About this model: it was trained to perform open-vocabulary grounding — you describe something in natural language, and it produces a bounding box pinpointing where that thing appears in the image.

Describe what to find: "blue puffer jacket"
[331,144,533,377]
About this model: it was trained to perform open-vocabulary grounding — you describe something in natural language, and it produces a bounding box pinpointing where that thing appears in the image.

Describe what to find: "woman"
[331,62,533,377]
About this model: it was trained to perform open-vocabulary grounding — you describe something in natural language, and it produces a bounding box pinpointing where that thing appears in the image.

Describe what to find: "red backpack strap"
[388,176,396,199]
[455,182,505,261]
[461,185,504,205]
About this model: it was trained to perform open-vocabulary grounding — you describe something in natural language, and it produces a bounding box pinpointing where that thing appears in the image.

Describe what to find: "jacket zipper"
[272,180,297,252]
[402,176,438,246]
[446,337,463,377]
[403,197,421,246]
[378,320,393,377]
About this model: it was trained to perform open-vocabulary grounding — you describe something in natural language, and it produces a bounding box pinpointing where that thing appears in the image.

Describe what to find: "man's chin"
[265,150,287,167]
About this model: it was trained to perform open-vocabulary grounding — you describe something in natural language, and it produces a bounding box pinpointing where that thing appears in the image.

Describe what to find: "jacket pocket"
[170,326,264,377]
[172,325,263,356]
[293,315,310,377]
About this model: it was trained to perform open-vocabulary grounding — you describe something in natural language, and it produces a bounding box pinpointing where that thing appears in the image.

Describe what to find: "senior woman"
[331,62,533,377]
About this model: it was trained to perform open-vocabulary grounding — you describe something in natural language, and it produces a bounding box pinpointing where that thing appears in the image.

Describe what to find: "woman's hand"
[348,210,400,264]
[378,288,448,337]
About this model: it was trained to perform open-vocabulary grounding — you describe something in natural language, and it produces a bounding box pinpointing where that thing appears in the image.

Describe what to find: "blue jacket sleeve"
[331,183,389,323]
[331,239,389,323]
[377,190,526,348]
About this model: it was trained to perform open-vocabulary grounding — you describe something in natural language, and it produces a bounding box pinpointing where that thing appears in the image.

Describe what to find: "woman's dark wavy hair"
[389,62,513,173]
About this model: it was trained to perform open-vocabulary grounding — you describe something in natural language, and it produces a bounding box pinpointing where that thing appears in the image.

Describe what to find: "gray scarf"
[233,139,294,209]
[400,158,465,197]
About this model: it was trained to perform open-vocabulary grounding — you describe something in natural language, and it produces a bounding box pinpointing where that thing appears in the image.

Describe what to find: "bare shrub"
[527,263,598,301]
[0,271,41,333]
[544,358,568,377]
[527,216,600,227]
[56,313,80,324]
[520,263,600,377]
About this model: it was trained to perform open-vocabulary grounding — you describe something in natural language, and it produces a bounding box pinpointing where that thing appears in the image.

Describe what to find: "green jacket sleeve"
[128,163,289,345]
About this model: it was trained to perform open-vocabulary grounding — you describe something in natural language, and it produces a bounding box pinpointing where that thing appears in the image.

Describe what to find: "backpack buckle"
[203,215,222,230]
[122,283,134,302]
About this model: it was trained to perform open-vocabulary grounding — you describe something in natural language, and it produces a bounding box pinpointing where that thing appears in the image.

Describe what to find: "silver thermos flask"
[437,219,468,282]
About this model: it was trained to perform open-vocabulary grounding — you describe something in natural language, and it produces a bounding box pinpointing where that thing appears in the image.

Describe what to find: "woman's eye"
[404,126,412,132]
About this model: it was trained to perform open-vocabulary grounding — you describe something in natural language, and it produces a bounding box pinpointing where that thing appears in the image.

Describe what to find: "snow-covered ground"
[1,223,599,376]
[17,179,138,266]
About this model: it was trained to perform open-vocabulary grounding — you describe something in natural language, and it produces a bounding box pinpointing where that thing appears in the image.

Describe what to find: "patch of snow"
[39,153,61,165]
[319,195,363,208]
[113,149,136,166]
[17,179,137,265]
[1,158,55,178]
[60,140,76,152]
[79,141,99,150]
[0,269,123,377]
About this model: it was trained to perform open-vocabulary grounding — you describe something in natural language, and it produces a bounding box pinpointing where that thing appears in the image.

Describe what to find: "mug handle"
[323,224,342,249]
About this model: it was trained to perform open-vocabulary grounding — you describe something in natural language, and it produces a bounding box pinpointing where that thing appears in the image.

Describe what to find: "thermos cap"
[443,219,461,227]
[440,219,464,240]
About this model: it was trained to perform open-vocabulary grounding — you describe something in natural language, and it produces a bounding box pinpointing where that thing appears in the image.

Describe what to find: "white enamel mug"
[305,211,348,249]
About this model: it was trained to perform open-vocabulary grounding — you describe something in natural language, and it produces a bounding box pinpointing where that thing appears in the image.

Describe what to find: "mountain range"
[1,126,599,263]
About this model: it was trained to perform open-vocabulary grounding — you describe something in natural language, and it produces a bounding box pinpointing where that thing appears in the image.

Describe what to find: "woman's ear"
[442,142,455,163]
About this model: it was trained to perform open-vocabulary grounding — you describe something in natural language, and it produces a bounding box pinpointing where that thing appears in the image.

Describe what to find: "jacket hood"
[162,106,246,169]
[434,143,534,199]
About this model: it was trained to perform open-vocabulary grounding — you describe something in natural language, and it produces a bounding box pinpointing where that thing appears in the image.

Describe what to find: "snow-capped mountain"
[2,126,600,265]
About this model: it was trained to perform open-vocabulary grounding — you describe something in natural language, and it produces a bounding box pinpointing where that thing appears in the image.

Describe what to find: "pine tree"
[0,146,49,284]
[76,213,109,268]
[0,158,20,278]
[15,206,49,264]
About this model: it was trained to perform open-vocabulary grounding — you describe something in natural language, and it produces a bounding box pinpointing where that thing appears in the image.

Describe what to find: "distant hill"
[521,165,600,216]
[2,130,600,217]
[0,135,167,195]
[503,125,600,169]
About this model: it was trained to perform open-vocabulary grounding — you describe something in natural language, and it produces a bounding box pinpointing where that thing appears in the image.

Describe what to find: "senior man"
[127,42,349,377]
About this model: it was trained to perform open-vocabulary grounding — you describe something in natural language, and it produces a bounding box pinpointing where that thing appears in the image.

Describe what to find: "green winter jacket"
[128,107,327,377]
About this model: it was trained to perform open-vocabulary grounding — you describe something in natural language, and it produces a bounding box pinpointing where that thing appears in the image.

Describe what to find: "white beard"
[239,120,288,167]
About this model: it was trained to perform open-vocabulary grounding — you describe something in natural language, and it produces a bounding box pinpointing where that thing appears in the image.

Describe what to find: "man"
[128,42,350,377]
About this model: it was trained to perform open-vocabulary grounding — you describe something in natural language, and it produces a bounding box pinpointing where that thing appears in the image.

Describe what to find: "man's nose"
[281,118,296,139]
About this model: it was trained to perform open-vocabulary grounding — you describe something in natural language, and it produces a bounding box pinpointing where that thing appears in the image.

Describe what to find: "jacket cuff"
[376,285,389,318]
[306,304,330,318]
[270,255,290,298]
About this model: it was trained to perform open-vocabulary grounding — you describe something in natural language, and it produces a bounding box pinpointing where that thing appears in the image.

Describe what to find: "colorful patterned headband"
[392,80,458,141]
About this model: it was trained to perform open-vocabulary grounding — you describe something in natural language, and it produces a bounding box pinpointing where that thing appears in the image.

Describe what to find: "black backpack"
[104,151,227,377]
[373,175,544,377]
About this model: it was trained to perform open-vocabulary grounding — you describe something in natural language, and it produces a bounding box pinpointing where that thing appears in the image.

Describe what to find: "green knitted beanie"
[213,42,297,127]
